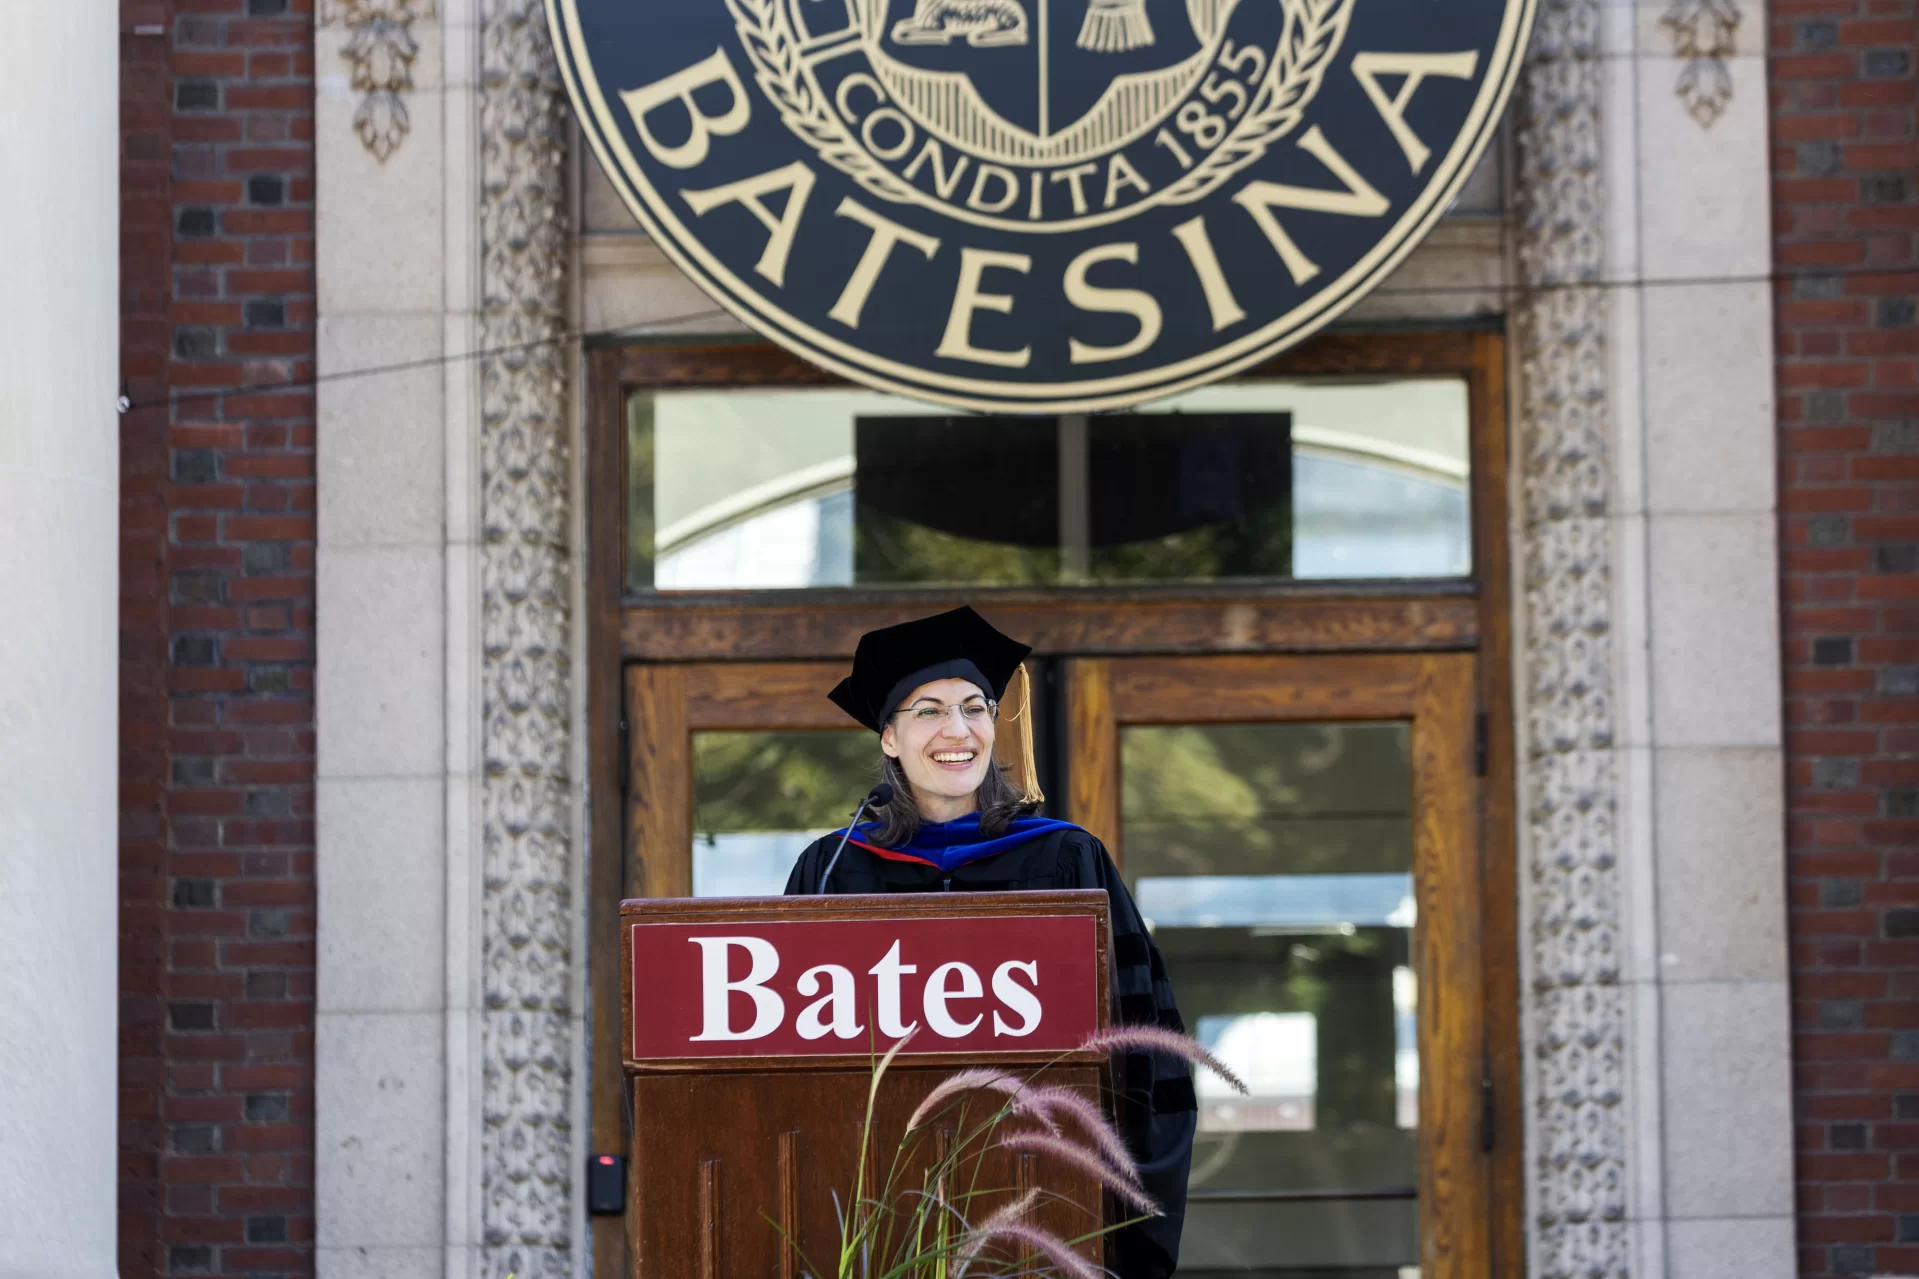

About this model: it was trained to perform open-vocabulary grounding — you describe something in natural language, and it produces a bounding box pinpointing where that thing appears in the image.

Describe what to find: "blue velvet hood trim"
[828,813,1080,874]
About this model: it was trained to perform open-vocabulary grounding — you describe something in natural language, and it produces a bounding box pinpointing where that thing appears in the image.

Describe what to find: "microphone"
[818,783,894,891]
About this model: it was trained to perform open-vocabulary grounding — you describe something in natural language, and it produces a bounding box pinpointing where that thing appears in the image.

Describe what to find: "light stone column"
[1606,0,1796,1271]
[0,1,120,1276]
[313,4,457,1276]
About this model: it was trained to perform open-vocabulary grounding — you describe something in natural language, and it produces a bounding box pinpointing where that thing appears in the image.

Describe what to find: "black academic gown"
[784,825,1197,1279]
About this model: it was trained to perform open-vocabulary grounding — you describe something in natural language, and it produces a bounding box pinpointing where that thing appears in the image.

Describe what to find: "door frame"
[1069,651,1487,1279]
[584,328,1520,1278]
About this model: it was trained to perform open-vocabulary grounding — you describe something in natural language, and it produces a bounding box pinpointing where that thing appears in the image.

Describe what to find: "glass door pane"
[689,729,872,897]
[1121,721,1420,1279]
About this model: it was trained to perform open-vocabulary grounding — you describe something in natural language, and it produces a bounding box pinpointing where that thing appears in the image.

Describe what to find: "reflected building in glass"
[629,380,1471,593]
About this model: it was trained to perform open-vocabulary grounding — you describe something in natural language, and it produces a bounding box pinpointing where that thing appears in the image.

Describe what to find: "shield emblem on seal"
[874,0,1206,141]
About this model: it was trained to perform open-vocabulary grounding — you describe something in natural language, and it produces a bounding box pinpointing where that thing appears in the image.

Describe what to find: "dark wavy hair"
[867,750,1039,847]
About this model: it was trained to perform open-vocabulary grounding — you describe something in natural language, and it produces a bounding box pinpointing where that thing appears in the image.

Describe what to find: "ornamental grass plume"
[1081,1024,1250,1096]
[996,1130,1160,1216]
[905,1067,1057,1135]
[787,1021,1247,1277]
[962,1187,1041,1236]
[958,1218,1105,1279]
[1012,1082,1137,1182]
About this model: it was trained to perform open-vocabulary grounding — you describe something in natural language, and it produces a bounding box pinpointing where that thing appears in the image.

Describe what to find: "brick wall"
[121,2,178,1271]
[118,0,318,1274]
[1772,0,1919,1270]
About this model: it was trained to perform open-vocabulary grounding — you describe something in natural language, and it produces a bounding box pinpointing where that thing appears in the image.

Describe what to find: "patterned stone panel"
[480,0,575,1274]
[1514,0,1628,1271]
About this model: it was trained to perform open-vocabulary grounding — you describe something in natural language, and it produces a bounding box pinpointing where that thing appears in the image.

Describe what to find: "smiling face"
[879,676,998,821]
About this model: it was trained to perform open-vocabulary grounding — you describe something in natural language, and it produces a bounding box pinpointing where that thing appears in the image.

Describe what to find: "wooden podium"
[619,890,1114,1277]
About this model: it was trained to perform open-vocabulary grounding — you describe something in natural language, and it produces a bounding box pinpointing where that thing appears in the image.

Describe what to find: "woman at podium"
[784,606,1196,1279]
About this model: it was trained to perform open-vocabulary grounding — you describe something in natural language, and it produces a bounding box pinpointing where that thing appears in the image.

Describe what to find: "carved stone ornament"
[1514,0,1629,1269]
[319,0,434,160]
[480,0,575,1275]
[1664,0,1740,126]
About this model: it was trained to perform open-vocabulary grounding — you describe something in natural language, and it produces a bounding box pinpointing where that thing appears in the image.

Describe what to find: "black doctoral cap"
[828,606,1032,733]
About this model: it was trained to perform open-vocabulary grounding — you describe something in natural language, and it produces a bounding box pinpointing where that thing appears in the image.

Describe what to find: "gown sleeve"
[781,834,834,895]
[1068,834,1196,1279]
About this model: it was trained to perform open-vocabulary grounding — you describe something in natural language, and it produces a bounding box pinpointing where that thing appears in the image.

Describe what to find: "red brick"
[214,1185,309,1213]
[1775,51,1867,78]
[120,4,318,1274]
[223,84,311,110]
[159,1156,249,1186]
[1805,1093,1894,1119]
[1780,239,1872,266]
[1776,3,1919,1259]
[1802,1152,1896,1180]
[1839,79,1919,106]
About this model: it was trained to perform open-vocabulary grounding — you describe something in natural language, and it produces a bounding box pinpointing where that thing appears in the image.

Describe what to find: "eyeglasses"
[892,699,997,724]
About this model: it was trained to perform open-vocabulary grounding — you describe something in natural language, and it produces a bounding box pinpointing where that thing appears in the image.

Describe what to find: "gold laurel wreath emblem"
[724,0,1356,225]
[725,0,922,207]
[1158,0,1354,204]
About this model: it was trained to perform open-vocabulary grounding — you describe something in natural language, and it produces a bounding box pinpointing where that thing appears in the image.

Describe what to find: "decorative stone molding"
[1513,0,1629,1274]
[479,0,575,1275]
[1664,0,1740,127]
[319,0,434,160]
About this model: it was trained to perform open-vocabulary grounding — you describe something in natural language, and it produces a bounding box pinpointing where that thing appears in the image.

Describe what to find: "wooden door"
[1066,652,1485,1279]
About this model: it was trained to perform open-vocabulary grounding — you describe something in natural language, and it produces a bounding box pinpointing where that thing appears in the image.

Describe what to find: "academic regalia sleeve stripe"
[1114,932,1151,967]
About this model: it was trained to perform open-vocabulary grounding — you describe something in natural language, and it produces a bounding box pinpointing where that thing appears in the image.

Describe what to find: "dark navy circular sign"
[549,0,1533,411]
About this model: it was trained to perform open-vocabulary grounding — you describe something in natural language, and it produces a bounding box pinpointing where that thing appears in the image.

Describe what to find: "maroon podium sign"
[617,891,1112,1275]
[629,909,1101,1060]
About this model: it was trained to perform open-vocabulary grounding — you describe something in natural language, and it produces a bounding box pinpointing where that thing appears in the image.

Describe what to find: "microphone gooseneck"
[818,783,893,891]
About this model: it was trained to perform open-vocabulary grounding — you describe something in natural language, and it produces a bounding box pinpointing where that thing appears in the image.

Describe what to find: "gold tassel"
[1077,0,1155,52]
[1004,662,1045,804]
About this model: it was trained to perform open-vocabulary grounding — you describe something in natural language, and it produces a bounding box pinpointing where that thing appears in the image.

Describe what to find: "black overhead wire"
[121,262,1919,415]
[120,305,735,416]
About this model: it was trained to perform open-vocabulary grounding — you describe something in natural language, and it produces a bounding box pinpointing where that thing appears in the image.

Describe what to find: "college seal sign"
[549,0,1533,410]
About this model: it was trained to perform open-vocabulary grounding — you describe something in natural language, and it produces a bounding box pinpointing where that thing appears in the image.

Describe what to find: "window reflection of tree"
[1121,724,1410,880]
[852,489,1293,586]
[1084,501,1291,583]
[692,731,875,837]
[854,507,1060,586]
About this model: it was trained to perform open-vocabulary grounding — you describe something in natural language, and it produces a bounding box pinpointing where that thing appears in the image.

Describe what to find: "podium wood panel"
[629,1066,1104,1278]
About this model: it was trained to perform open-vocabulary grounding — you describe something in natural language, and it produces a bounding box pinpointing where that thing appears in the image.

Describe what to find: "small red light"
[599,1156,615,1165]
